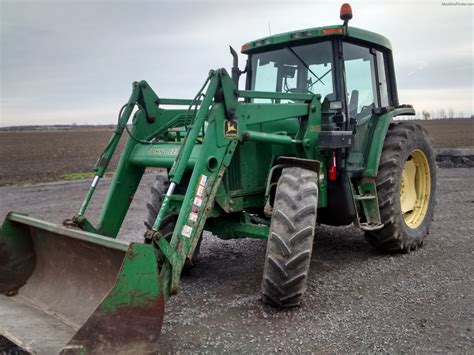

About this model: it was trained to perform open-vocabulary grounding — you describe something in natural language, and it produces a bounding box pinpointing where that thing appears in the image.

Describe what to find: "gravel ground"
[0,169,473,353]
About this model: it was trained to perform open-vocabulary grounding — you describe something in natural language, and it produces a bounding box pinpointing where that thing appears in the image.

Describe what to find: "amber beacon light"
[340,3,353,23]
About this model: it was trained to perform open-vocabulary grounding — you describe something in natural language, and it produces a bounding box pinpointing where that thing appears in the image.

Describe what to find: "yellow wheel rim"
[400,149,431,229]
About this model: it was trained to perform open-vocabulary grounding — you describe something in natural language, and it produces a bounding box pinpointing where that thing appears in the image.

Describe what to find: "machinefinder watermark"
[441,2,473,5]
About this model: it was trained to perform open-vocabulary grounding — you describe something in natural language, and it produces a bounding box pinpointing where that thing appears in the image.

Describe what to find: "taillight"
[328,151,337,181]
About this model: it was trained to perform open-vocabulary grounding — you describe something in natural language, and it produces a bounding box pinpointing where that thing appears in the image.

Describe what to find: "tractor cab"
[232,3,404,225]
[240,4,399,166]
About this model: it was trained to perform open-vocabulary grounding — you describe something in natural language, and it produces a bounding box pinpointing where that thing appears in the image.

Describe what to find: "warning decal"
[186,174,210,232]
[196,185,205,198]
[182,225,193,238]
[198,174,208,187]
[189,211,198,224]
[193,196,203,207]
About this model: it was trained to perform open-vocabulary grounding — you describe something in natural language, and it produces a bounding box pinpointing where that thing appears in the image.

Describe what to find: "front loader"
[0,4,437,353]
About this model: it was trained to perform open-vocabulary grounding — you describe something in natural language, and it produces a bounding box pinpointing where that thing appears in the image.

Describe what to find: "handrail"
[238,90,320,101]
[159,98,202,106]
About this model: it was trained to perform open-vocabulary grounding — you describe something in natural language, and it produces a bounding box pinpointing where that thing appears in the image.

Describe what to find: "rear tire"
[261,167,318,307]
[365,122,437,252]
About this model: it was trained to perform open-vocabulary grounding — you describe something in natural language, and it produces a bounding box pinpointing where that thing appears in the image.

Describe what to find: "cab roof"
[241,25,392,54]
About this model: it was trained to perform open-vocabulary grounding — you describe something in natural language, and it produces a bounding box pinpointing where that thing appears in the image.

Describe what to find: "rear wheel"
[145,171,201,264]
[261,167,318,307]
[366,122,437,252]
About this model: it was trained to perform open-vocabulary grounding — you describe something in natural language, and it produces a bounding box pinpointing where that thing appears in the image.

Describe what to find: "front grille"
[224,148,241,192]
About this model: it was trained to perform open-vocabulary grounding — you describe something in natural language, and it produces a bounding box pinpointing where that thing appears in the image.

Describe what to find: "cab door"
[342,42,391,172]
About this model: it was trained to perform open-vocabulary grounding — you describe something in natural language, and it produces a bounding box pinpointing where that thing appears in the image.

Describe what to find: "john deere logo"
[224,120,238,138]
[147,148,180,156]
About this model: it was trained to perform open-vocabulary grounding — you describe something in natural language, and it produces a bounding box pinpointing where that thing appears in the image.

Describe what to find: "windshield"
[250,41,335,103]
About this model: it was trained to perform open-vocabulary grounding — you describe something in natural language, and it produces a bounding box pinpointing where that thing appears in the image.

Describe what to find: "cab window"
[343,42,378,119]
[376,50,390,107]
[250,41,335,103]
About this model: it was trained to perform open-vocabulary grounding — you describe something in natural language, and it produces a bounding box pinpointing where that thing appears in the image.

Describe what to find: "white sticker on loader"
[182,225,193,238]
[199,174,208,187]
[196,185,205,198]
[189,211,198,223]
[193,196,203,207]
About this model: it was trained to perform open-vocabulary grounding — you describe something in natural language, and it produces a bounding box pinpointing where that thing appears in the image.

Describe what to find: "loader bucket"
[0,212,164,354]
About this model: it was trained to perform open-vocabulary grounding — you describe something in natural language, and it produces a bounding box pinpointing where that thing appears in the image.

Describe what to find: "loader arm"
[1,69,324,353]
[81,69,325,297]
[145,70,325,296]
[149,70,239,296]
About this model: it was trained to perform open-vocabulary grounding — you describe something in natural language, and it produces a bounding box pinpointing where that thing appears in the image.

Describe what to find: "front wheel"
[366,122,437,252]
[261,167,318,307]
[145,171,201,265]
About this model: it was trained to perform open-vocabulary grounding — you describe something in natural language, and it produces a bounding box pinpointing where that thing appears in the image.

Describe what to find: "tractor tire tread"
[145,170,202,264]
[145,171,169,230]
[365,122,437,253]
[261,167,318,308]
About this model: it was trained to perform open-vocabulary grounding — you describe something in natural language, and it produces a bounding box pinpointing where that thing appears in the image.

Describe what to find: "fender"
[363,106,415,177]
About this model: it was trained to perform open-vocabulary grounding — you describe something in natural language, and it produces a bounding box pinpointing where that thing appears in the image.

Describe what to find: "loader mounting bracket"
[276,156,321,173]
[264,157,321,217]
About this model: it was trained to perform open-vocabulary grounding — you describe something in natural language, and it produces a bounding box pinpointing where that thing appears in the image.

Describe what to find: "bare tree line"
[420,108,473,120]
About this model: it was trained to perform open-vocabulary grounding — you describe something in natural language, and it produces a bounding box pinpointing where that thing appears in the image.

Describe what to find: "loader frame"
[75,69,325,297]
[73,65,413,299]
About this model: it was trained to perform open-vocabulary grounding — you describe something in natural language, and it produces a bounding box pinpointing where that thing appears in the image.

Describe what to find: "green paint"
[356,181,382,225]
[363,111,393,177]
[206,214,269,240]
[242,25,392,54]
[99,243,161,313]
[7,213,129,250]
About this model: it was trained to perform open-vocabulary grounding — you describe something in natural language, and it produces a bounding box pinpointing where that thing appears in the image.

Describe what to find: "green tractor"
[0,3,436,353]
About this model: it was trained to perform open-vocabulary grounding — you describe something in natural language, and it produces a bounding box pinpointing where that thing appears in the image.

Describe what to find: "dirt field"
[415,119,474,149]
[0,119,472,186]
[0,169,472,353]
[0,129,126,186]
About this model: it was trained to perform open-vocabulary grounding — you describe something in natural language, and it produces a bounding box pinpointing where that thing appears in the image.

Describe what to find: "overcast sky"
[1,0,472,126]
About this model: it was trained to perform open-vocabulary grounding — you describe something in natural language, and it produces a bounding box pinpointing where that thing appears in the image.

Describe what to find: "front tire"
[145,171,201,264]
[261,167,318,307]
[366,122,437,252]
[144,171,169,231]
